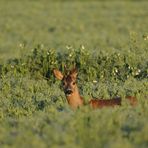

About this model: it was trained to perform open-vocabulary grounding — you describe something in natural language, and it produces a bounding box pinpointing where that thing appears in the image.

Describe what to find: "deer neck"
[66,86,84,109]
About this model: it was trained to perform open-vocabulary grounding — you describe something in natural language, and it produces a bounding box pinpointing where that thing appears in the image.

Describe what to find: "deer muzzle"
[65,89,73,96]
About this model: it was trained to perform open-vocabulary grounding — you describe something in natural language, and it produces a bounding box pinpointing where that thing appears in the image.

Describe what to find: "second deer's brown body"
[53,67,137,109]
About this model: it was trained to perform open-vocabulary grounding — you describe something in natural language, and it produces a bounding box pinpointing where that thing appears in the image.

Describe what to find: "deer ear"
[53,69,63,80]
[70,67,78,78]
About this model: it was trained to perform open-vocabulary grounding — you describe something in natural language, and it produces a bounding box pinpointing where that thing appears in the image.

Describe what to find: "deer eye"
[73,82,76,85]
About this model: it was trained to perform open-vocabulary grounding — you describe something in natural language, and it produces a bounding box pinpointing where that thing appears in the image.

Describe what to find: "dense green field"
[0,0,148,147]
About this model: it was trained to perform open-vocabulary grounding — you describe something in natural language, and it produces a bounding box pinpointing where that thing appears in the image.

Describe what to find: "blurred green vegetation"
[0,0,148,148]
[0,0,147,61]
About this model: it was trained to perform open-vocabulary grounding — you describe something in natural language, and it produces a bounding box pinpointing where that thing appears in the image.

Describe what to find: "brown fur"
[53,68,137,109]
[89,97,121,109]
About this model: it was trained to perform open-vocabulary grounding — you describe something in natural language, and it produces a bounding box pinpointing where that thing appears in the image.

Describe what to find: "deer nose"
[65,89,73,96]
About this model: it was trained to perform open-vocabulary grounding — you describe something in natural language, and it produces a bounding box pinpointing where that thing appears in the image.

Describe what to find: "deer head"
[53,67,78,97]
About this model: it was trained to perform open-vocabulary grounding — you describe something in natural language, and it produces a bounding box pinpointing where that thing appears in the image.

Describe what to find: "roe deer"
[53,67,137,109]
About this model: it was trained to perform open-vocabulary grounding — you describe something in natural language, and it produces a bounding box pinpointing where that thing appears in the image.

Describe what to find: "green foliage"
[2,45,147,82]
[0,0,148,61]
[0,0,147,148]
[0,44,147,147]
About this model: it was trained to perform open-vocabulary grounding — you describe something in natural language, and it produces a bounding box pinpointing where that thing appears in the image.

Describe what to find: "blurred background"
[0,0,147,62]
